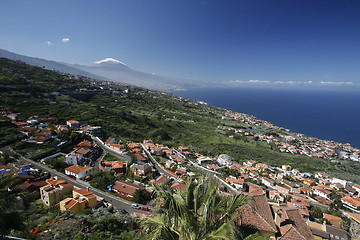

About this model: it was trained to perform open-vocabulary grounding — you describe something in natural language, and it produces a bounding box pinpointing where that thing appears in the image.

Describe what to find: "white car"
[131,203,140,209]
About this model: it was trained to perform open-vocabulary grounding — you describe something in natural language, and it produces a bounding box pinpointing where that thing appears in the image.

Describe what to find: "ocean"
[173,88,360,148]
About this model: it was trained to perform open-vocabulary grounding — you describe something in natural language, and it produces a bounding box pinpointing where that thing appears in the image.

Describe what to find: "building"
[225,177,244,190]
[341,197,360,213]
[39,177,73,206]
[236,195,277,237]
[65,153,84,165]
[130,163,152,176]
[100,161,126,174]
[313,186,332,200]
[261,177,274,187]
[110,180,144,199]
[59,188,97,214]
[272,204,315,240]
[217,154,233,167]
[66,120,80,128]
[65,165,93,180]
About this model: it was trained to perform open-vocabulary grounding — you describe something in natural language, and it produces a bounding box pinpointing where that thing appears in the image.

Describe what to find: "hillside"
[0,58,359,183]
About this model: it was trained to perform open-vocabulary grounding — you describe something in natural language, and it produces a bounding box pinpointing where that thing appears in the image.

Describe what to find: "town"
[1,105,359,240]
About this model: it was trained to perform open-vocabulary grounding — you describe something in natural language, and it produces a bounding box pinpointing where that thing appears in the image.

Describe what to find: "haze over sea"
[173,88,360,148]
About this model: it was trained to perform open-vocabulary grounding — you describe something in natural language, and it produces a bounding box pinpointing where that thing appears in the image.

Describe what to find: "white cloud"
[248,80,270,83]
[320,81,354,85]
[62,38,70,43]
[46,41,52,46]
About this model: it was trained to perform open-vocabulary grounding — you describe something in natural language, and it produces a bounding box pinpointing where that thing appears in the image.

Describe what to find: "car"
[131,203,140,209]
[120,209,128,214]
[140,206,150,211]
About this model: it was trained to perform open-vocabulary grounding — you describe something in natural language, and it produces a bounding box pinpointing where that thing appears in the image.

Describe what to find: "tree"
[133,189,152,204]
[310,206,323,219]
[144,177,268,240]
[0,175,24,236]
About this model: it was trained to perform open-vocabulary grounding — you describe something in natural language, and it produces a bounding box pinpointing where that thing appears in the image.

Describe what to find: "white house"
[66,120,80,128]
[217,154,233,167]
[261,177,275,187]
[341,197,360,213]
[65,153,84,165]
[225,177,244,190]
[65,165,93,180]
[312,186,332,199]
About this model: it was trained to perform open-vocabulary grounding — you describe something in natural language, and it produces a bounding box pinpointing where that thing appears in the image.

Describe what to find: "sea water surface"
[173,88,360,148]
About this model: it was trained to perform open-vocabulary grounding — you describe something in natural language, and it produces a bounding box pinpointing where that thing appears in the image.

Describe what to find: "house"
[76,140,93,149]
[341,197,360,213]
[243,160,256,167]
[100,161,126,174]
[59,188,97,214]
[303,178,316,186]
[217,154,233,167]
[170,182,187,191]
[272,204,315,240]
[236,195,277,237]
[39,177,73,206]
[282,165,292,172]
[313,186,332,199]
[6,113,18,120]
[65,165,93,180]
[273,185,290,195]
[105,137,116,145]
[225,177,244,190]
[247,183,265,195]
[323,213,342,228]
[300,187,313,196]
[65,153,84,165]
[261,177,274,187]
[151,175,169,185]
[66,120,80,128]
[134,153,147,162]
[269,190,285,203]
[130,163,152,176]
[110,180,144,199]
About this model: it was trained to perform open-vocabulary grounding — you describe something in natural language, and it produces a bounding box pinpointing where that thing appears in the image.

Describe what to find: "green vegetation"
[145,177,267,240]
[0,58,359,183]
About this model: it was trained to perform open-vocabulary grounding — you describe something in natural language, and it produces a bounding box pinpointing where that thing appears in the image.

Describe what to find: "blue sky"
[1,0,360,87]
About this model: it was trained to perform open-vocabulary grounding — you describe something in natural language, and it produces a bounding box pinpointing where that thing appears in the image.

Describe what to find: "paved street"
[3,146,151,215]
[90,135,132,162]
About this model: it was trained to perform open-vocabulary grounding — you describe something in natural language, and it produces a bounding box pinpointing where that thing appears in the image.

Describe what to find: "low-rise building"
[110,180,144,199]
[65,153,84,165]
[59,188,97,214]
[341,197,360,213]
[130,163,152,176]
[65,165,93,180]
[225,177,244,190]
[39,177,73,206]
[66,120,80,128]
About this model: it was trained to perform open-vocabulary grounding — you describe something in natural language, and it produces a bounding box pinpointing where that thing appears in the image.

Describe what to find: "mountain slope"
[0,48,105,80]
[71,59,210,91]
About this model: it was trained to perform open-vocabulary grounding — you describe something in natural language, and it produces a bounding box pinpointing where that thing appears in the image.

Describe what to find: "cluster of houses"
[216,107,360,162]
[0,161,100,214]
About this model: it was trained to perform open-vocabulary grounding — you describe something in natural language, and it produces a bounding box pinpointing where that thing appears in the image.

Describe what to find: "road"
[140,143,178,180]
[4,146,150,215]
[90,135,132,162]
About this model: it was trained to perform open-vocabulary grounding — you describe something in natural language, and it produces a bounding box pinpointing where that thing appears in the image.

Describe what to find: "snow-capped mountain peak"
[94,58,126,66]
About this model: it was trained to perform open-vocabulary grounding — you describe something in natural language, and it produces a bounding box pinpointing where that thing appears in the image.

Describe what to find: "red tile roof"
[236,195,277,233]
[65,165,93,174]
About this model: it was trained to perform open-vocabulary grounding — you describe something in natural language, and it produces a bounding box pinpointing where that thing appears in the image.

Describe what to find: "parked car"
[131,203,140,209]
[120,209,128,214]
[140,206,150,211]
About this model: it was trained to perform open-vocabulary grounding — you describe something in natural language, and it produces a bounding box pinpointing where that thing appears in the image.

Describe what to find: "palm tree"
[144,177,268,240]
